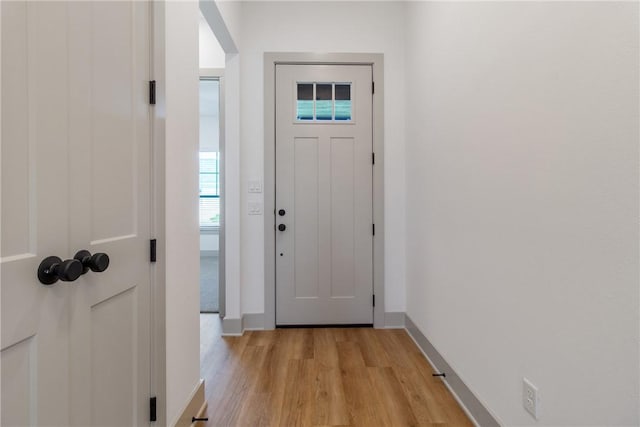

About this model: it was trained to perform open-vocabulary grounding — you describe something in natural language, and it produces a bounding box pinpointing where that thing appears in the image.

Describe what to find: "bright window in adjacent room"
[296,82,352,122]
[199,152,219,228]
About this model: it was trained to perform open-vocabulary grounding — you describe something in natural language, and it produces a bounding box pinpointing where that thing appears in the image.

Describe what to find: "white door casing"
[1,2,152,426]
[275,64,373,325]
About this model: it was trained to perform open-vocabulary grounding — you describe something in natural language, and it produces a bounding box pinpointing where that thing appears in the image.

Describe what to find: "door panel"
[330,137,356,298]
[90,288,136,427]
[1,2,152,426]
[275,64,373,325]
[1,0,30,257]
[1,337,35,426]
[68,2,151,426]
[2,3,72,425]
[294,137,319,298]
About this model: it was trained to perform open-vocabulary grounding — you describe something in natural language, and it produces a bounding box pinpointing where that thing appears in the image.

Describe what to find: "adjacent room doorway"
[199,72,225,316]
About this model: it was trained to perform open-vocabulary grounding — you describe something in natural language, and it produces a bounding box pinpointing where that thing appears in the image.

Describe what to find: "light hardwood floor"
[200,315,472,427]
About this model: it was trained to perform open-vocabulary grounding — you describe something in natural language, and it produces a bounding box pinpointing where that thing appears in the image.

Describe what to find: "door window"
[296,82,352,122]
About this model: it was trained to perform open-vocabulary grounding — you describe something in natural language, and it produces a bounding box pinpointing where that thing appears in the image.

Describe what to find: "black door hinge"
[150,396,157,422]
[150,239,157,263]
[373,294,376,307]
[372,224,375,236]
[372,81,375,94]
[149,80,156,105]
[372,152,375,165]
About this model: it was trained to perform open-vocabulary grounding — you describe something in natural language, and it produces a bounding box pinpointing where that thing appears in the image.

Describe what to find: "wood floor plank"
[354,328,392,368]
[279,359,317,426]
[340,366,389,427]
[368,366,419,427]
[336,340,366,370]
[331,327,352,343]
[202,332,252,405]
[290,328,315,360]
[236,391,271,427]
[376,329,418,370]
[404,344,474,426]
[313,328,340,369]
[313,366,350,426]
[247,328,277,347]
[267,329,296,426]
[210,344,266,426]
[200,317,472,427]
[392,364,449,424]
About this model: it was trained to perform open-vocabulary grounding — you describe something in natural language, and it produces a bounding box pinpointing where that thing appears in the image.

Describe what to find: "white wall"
[165,1,201,424]
[199,115,219,152]
[214,0,241,48]
[236,1,407,316]
[404,2,639,425]
[201,0,243,320]
[199,12,225,69]
[223,51,242,319]
[0,4,4,424]
[200,233,219,252]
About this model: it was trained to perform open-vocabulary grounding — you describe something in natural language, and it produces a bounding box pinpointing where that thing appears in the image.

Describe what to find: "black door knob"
[74,250,110,274]
[278,209,286,216]
[278,224,286,231]
[37,256,83,285]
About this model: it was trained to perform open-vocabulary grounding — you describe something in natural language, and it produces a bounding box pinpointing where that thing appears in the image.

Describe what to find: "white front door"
[275,64,373,325]
[1,2,151,426]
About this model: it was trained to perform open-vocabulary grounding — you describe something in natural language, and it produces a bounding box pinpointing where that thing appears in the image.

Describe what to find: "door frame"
[264,53,385,329]
[150,1,167,424]
[199,68,226,318]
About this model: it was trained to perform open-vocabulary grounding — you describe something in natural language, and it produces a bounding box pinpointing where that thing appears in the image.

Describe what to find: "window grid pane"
[199,197,220,227]
[335,84,352,120]
[297,83,314,120]
[315,83,333,120]
[296,82,352,122]
[200,152,220,227]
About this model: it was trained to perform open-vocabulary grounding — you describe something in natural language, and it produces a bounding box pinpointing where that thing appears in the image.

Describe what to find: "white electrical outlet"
[523,378,539,419]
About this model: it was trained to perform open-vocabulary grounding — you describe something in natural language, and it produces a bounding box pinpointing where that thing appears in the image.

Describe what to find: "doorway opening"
[199,73,224,316]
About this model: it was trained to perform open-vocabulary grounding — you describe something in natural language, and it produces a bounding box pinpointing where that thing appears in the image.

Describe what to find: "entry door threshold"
[276,324,373,328]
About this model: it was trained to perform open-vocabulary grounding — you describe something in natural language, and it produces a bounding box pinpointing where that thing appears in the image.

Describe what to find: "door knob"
[278,224,286,231]
[37,256,83,285]
[74,250,110,274]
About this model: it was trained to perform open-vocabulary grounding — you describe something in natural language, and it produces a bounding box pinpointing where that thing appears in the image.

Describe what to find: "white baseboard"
[383,311,406,328]
[189,401,208,426]
[224,312,404,333]
[404,314,500,427]
[221,313,264,335]
[243,313,265,330]
[221,317,242,336]
[171,379,205,427]
[200,250,219,257]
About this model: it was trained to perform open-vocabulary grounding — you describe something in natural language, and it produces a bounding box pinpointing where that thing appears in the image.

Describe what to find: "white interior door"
[275,64,373,325]
[1,2,152,426]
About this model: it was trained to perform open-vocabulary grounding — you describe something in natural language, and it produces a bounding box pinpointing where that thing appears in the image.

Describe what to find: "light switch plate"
[248,202,262,215]
[248,180,262,193]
